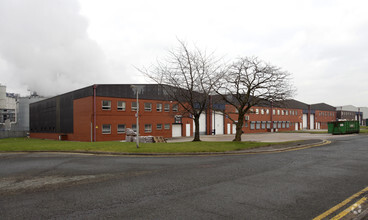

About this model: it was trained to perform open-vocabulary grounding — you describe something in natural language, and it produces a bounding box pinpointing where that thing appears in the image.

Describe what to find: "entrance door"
[295,122,299,131]
[232,124,236,134]
[302,114,308,129]
[310,114,315,130]
[186,124,191,137]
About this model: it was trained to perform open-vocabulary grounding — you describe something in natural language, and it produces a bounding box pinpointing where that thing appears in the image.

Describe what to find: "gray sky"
[0,0,367,107]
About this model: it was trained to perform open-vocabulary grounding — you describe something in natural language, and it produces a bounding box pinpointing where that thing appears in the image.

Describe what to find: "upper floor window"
[131,102,138,111]
[102,100,111,110]
[255,109,259,114]
[277,110,280,115]
[272,109,276,115]
[172,104,178,112]
[144,103,152,111]
[117,101,126,111]
[164,103,170,112]
[266,109,269,115]
[156,103,162,112]
[261,109,264,115]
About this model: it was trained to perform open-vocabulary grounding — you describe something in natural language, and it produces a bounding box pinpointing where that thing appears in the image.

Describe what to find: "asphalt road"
[0,135,368,219]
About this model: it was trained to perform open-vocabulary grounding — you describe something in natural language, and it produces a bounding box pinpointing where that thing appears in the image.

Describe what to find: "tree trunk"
[193,116,201,142]
[233,113,245,142]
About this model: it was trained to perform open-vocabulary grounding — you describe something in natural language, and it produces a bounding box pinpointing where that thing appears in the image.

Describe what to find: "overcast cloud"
[1,0,367,107]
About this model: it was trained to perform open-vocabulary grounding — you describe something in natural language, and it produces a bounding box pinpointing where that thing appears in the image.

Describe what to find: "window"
[144,103,152,111]
[117,124,126,133]
[273,121,277,129]
[282,122,285,128]
[286,122,290,128]
[117,101,126,111]
[255,109,259,114]
[261,122,266,129]
[250,122,255,130]
[256,122,261,129]
[273,109,276,115]
[131,102,138,111]
[266,121,271,129]
[261,109,264,115]
[164,124,170,129]
[172,104,178,112]
[277,110,280,115]
[281,110,284,115]
[157,124,162,130]
[278,122,282,128]
[102,100,111,110]
[102,124,111,134]
[145,124,152,133]
[295,111,298,115]
[285,110,288,115]
[132,124,137,132]
[266,109,269,115]
[156,103,162,112]
[164,104,170,112]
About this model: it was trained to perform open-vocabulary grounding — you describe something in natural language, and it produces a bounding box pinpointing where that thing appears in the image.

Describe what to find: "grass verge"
[0,138,283,154]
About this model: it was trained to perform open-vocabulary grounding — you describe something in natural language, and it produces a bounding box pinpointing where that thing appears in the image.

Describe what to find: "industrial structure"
[29,84,339,142]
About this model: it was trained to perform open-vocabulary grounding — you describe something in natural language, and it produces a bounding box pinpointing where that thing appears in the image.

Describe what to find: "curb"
[0,139,331,157]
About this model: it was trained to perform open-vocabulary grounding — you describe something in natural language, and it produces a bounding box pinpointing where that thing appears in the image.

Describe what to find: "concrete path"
[168,132,357,143]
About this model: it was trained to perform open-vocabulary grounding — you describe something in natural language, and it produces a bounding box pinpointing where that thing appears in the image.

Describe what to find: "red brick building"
[30,84,337,142]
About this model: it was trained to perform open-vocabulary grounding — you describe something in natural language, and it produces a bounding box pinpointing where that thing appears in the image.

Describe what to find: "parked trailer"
[328,121,360,135]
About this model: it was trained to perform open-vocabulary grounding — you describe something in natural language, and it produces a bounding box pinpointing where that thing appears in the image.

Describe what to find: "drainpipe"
[93,84,97,142]
[270,102,273,131]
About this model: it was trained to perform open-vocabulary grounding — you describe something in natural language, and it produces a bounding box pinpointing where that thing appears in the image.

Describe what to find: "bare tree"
[141,40,225,141]
[215,57,295,141]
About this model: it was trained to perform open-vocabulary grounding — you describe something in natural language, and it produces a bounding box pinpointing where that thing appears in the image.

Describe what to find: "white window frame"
[156,124,162,130]
[156,103,162,112]
[145,124,152,133]
[164,104,170,112]
[131,102,137,111]
[102,100,111,110]
[172,104,178,112]
[102,124,111,134]
[117,101,126,111]
[117,124,126,133]
[144,103,152,111]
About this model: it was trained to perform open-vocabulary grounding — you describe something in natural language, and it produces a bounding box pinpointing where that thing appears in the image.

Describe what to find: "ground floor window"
[250,122,255,130]
[266,121,271,129]
[102,124,111,134]
[164,124,170,130]
[256,122,261,129]
[132,124,137,132]
[261,122,266,129]
[278,122,282,128]
[282,122,286,128]
[117,124,126,133]
[157,124,162,130]
[145,124,152,133]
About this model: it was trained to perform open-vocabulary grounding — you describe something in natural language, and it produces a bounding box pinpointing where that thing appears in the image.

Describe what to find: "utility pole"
[131,85,139,148]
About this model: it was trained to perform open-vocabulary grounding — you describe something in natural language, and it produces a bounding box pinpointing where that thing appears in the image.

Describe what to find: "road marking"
[330,197,367,220]
[313,186,368,220]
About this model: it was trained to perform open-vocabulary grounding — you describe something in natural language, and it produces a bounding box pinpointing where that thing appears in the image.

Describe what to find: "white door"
[302,114,308,129]
[172,124,182,137]
[227,123,231,134]
[186,124,191,137]
[232,124,236,134]
[310,114,315,130]
[295,122,299,131]
[212,111,224,135]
